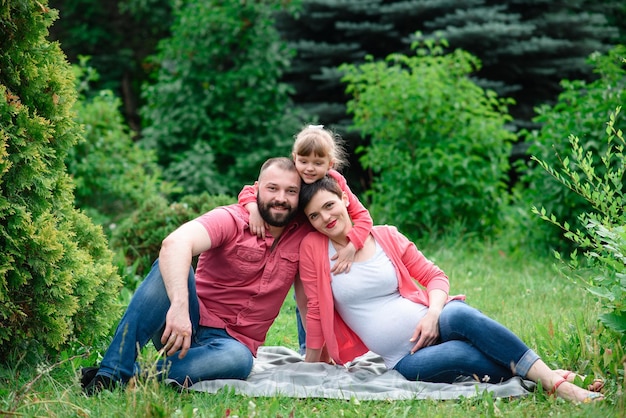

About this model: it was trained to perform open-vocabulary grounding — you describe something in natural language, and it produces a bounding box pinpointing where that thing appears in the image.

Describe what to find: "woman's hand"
[409,309,441,354]
[305,346,335,365]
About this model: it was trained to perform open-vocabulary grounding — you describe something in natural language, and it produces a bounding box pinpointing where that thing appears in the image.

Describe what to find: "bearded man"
[82,157,312,395]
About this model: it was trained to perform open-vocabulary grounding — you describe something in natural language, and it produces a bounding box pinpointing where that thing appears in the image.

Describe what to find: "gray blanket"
[172,346,536,400]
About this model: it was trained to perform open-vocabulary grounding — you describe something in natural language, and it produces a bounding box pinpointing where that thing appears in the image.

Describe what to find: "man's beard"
[257,196,297,227]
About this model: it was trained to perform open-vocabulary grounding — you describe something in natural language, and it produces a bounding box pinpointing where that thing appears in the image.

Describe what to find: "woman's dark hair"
[300,175,343,211]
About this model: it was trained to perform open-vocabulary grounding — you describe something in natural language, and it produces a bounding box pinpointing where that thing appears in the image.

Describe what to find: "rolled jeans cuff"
[515,349,540,378]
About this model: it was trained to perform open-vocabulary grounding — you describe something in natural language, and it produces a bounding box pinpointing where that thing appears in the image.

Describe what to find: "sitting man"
[82,157,311,395]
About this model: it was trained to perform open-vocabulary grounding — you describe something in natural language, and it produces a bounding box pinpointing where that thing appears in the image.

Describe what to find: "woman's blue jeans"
[393,301,539,383]
[96,260,254,386]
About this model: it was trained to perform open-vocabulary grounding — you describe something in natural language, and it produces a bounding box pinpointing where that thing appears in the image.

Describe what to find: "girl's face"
[293,153,333,184]
[303,189,351,242]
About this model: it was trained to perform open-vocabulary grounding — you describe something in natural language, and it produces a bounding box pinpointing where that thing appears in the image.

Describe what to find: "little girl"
[238,124,373,274]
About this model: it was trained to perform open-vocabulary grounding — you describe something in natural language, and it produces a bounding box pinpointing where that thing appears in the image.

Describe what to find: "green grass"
[1,238,624,417]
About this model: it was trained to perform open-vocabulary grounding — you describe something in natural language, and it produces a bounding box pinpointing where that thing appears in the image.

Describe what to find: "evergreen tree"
[48,0,173,131]
[276,0,621,186]
[279,0,619,125]
[414,0,620,124]
[0,0,122,362]
[140,0,303,197]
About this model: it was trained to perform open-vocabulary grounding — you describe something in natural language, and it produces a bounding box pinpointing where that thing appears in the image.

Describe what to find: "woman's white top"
[329,239,428,368]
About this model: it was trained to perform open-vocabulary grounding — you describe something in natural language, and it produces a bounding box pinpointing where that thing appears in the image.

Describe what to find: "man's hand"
[161,304,192,359]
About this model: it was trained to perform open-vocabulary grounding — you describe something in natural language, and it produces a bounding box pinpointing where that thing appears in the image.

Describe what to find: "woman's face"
[303,189,351,241]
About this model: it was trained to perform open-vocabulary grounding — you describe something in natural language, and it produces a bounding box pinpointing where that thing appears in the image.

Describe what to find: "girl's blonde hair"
[292,125,348,171]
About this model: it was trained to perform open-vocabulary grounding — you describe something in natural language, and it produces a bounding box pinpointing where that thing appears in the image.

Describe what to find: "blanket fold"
[169,346,536,400]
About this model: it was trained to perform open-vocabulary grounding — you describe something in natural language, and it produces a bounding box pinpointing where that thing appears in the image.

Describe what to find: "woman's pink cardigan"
[299,225,466,365]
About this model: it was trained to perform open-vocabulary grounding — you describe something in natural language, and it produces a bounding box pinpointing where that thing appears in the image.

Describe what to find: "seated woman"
[298,176,604,403]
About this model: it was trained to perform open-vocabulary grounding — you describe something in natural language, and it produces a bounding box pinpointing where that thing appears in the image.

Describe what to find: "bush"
[532,108,626,341]
[140,0,302,197]
[341,37,514,238]
[0,1,122,362]
[110,193,235,287]
[517,45,626,251]
[67,58,174,232]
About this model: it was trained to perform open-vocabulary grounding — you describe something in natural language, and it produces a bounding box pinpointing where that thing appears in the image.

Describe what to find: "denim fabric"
[393,301,539,383]
[295,304,306,356]
[96,260,253,386]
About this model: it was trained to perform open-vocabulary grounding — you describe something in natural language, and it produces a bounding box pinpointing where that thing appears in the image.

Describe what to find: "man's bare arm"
[158,220,212,358]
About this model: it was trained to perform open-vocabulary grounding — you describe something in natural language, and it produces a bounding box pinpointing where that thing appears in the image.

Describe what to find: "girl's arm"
[237,184,266,237]
[237,184,257,207]
[328,170,372,249]
[328,170,373,273]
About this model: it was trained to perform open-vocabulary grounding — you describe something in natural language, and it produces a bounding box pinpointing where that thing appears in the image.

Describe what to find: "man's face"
[256,165,301,227]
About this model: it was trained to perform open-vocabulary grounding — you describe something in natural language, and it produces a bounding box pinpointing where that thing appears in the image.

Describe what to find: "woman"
[298,176,604,403]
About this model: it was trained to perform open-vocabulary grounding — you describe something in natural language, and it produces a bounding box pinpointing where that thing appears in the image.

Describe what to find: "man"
[82,157,312,395]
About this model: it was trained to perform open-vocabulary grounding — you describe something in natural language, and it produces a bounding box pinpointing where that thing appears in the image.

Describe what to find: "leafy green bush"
[67,58,174,231]
[532,108,626,341]
[341,37,515,238]
[0,1,121,362]
[517,45,626,251]
[140,0,302,197]
[110,193,235,287]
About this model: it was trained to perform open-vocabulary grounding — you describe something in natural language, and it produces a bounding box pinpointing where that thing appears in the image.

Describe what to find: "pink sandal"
[549,376,604,403]
[561,371,604,392]
[548,377,567,397]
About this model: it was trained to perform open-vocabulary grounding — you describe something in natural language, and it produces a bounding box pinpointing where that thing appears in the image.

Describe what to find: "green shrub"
[0,1,122,362]
[140,0,302,197]
[67,58,174,231]
[532,107,626,341]
[517,45,626,251]
[110,193,235,287]
[341,37,515,238]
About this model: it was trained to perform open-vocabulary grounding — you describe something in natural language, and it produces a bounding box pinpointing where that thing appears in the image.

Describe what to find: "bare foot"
[554,369,604,392]
[551,377,604,403]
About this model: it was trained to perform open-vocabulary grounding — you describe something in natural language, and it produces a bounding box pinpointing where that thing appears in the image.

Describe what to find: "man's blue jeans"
[393,301,539,383]
[295,303,306,355]
[96,260,254,386]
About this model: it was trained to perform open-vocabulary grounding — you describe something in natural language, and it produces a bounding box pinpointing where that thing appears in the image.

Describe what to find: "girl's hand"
[331,241,357,274]
[409,309,441,354]
[245,203,267,238]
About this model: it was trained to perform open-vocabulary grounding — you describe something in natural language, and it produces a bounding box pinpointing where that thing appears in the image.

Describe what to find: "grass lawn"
[1,238,624,417]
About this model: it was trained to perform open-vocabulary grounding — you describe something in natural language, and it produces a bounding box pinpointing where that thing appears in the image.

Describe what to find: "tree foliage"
[532,108,626,340]
[277,0,620,129]
[341,38,514,238]
[48,0,173,130]
[0,0,122,362]
[47,0,624,197]
[518,45,626,250]
[67,58,173,231]
[110,193,235,284]
[140,0,304,197]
